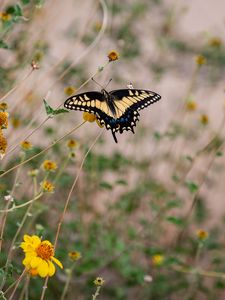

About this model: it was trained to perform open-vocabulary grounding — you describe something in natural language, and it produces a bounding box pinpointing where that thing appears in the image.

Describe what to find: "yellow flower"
[11,116,21,129]
[197,229,208,241]
[152,254,164,266]
[20,235,63,278]
[0,112,8,129]
[83,112,96,122]
[0,102,8,111]
[195,55,206,66]
[186,100,197,112]
[94,277,105,286]
[68,251,82,261]
[107,50,119,62]
[20,140,32,151]
[208,37,222,48]
[42,160,57,172]
[41,180,55,193]
[0,130,7,157]
[67,139,78,149]
[200,114,209,125]
[64,86,76,96]
[0,12,11,21]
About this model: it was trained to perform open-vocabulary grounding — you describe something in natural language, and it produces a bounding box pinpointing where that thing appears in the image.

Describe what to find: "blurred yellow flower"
[0,130,7,157]
[200,114,209,125]
[152,254,164,266]
[94,277,105,286]
[64,86,76,96]
[83,112,96,122]
[195,55,206,66]
[41,180,55,193]
[186,100,197,111]
[0,112,8,129]
[68,251,82,261]
[0,12,11,21]
[20,234,63,278]
[0,102,8,111]
[11,116,21,129]
[67,139,78,149]
[108,50,119,62]
[197,229,208,241]
[42,160,57,172]
[208,37,222,48]
[20,140,32,151]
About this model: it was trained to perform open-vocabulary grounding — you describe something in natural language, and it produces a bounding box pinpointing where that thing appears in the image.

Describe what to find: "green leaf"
[7,4,23,17]
[43,99,69,117]
[43,99,54,116]
[166,216,184,227]
[99,181,113,190]
[185,181,199,194]
[21,0,30,4]
[0,40,9,49]
[52,108,69,115]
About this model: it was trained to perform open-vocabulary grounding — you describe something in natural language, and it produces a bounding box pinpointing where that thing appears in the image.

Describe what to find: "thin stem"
[0,153,25,252]
[7,269,26,300]
[60,264,76,300]
[40,130,103,300]
[92,286,101,300]
[0,67,35,102]
[172,265,225,280]
[0,192,43,213]
[0,121,86,179]
[0,190,43,291]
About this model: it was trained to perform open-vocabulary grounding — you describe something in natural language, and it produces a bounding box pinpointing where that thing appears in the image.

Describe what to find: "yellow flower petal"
[30,257,42,268]
[23,256,31,266]
[48,260,56,276]
[51,256,63,269]
[37,260,49,278]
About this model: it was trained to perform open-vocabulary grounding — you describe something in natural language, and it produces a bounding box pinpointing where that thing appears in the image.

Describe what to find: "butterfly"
[64,88,161,143]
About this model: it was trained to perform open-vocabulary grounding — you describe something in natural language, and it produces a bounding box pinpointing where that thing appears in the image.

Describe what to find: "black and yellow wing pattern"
[64,89,161,143]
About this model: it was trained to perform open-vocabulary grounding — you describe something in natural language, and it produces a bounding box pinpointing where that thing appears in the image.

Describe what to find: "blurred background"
[1,0,225,299]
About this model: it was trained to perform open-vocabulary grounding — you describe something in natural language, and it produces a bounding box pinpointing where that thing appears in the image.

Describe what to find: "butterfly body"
[64,88,161,143]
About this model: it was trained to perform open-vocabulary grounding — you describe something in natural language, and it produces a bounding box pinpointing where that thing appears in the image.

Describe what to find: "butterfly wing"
[108,89,161,135]
[64,89,161,143]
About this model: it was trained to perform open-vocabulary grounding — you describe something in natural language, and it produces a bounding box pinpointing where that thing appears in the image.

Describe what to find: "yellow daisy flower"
[67,139,78,149]
[197,229,208,241]
[41,180,55,193]
[20,140,32,151]
[42,160,57,172]
[107,50,119,62]
[64,86,76,96]
[186,100,197,112]
[0,111,8,129]
[94,277,105,286]
[68,251,82,261]
[195,55,206,66]
[151,254,164,266]
[0,130,7,157]
[83,112,96,122]
[20,235,63,278]
[0,102,8,111]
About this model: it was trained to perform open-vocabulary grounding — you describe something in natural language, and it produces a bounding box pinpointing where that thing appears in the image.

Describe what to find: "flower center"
[36,242,54,260]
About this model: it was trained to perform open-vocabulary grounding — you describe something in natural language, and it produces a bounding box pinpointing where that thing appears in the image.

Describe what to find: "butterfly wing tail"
[111,130,118,143]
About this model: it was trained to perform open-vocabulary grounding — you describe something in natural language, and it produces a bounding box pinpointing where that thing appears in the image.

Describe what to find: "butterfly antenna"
[104,78,112,89]
[91,78,104,89]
